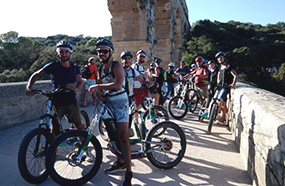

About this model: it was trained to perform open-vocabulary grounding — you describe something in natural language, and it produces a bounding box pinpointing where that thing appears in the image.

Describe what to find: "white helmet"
[168,62,175,67]
[191,64,196,68]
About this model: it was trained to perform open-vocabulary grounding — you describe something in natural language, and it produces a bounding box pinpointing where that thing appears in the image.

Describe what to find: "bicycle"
[168,77,194,119]
[207,85,230,134]
[17,87,90,184]
[45,92,186,186]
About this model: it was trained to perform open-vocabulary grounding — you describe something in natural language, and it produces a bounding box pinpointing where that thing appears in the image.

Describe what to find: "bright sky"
[1,0,284,38]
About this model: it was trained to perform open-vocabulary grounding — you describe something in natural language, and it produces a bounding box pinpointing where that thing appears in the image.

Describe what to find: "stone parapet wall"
[0,81,87,130]
[229,82,285,186]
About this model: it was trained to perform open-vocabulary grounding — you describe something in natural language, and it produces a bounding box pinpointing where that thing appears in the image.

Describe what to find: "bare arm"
[25,69,46,94]
[230,70,238,88]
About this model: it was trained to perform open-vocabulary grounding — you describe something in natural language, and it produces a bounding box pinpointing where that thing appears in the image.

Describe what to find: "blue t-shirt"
[43,61,80,106]
[175,66,191,76]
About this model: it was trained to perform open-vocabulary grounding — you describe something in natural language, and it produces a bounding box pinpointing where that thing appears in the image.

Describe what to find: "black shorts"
[149,85,159,94]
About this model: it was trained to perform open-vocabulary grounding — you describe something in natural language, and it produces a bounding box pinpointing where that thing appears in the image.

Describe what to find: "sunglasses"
[96,50,109,54]
[139,55,146,58]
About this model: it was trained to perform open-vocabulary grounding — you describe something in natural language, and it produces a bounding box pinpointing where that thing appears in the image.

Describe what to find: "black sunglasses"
[96,49,109,54]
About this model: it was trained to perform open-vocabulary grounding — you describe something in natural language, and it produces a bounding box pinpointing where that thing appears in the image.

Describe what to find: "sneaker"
[200,112,209,118]
[122,171,133,186]
[104,161,126,174]
[151,118,158,124]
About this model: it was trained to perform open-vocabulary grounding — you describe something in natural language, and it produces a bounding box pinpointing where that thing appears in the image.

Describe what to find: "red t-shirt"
[89,64,97,80]
[193,66,209,87]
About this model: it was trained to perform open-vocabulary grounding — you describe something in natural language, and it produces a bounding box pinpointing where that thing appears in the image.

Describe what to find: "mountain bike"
[17,87,90,184]
[168,77,193,119]
[45,92,186,186]
[207,85,230,134]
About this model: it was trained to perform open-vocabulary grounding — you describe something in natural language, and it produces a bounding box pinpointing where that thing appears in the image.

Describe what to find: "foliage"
[182,20,285,96]
[0,31,110,83]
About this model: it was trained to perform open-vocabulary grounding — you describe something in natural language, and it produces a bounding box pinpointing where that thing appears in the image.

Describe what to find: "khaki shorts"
[54,102,81,124]
[197,86,208,99]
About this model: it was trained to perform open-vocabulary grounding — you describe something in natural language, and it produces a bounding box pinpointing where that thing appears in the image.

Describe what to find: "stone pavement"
[0,105,252,186]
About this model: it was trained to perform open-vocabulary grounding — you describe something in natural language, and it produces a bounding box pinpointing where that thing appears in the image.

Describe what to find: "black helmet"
[95,39,114,51]
[215,51,226,58]
[208,60,216,65]
[154,57,162,65]
[120,51,133,59]
[56,41,72,50]
[136,50,147,56]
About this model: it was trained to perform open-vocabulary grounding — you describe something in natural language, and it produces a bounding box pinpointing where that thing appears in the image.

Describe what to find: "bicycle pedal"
[128,128,134,137]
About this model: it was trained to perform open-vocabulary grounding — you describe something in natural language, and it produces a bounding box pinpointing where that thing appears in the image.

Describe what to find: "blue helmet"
[120,51,133,59]
[154,57,162,65]
[215,51,226,58]
[136,50,147,56]
[95,39,114,51]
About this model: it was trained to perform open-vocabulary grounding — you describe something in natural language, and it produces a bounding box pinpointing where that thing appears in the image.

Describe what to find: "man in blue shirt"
[25,41,85,131]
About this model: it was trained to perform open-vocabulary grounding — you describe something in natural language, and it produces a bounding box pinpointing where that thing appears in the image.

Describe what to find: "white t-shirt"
[126,67,140,96]
[131,62,146,88]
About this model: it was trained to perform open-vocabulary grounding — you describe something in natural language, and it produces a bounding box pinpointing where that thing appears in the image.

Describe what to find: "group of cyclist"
[169,52,238,125]
[25,38,237,186]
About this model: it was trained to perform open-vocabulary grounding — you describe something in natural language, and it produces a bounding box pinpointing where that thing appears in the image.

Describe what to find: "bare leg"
[83,90,89,106]
[116,122,132,173]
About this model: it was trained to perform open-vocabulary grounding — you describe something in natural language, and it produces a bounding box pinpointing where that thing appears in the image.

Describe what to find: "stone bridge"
[1,81,285,186]
[108,0,190,68]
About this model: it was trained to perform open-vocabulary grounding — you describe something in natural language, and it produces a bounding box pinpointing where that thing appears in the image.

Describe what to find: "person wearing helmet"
[131,49,149,112]
[26,41,85,133]
[175,60,191,81]
[185,56,209,105]
[89,40,133,185]
[200,60,220,118]
[163,62,178,102]
[120,51,147,97]
[146,62,160,115]
[153,57,165,106]
[215,51,238,124]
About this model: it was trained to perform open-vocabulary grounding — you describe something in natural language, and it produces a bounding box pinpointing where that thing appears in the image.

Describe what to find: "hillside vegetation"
[0,20,284,96]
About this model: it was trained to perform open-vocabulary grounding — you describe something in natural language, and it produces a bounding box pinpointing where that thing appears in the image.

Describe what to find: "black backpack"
[81,65,92,79]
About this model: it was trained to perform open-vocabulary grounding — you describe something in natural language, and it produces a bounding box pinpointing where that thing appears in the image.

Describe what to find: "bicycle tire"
[80,110,90,129]
[98,118,109,141]
[143,105,169,133]
[18,127,53,184]
[146,121,186,169]
[46,130,103,186]
[168,96,188,120]
[208,103,218,134]
[186,89,198,113]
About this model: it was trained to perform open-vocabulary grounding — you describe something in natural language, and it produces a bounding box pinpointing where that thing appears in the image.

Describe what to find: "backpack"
[124,68,135,95]
[98,61,119,79]
[81,65,92,79]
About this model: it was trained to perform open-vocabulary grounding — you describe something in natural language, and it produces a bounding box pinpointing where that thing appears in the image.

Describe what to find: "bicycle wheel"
[186,89,198,113]
[80,110,90,129]
[146,121,186,169]
[168,96,188,120]
[98,118,109,141]
[18,127,53,184]
[46,130,103,186]
[208,103,218,134]
[143,105,169,131]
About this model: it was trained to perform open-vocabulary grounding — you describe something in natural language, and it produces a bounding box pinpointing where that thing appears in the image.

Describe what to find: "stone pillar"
[107,0,190,69]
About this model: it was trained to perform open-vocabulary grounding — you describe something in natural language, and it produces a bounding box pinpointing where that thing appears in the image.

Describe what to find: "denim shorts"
[85,79,96,90]
[106,98,129,123]
[216,87,230,102]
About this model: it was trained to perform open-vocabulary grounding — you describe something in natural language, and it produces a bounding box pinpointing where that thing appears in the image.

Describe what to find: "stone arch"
[107,0,190,69]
